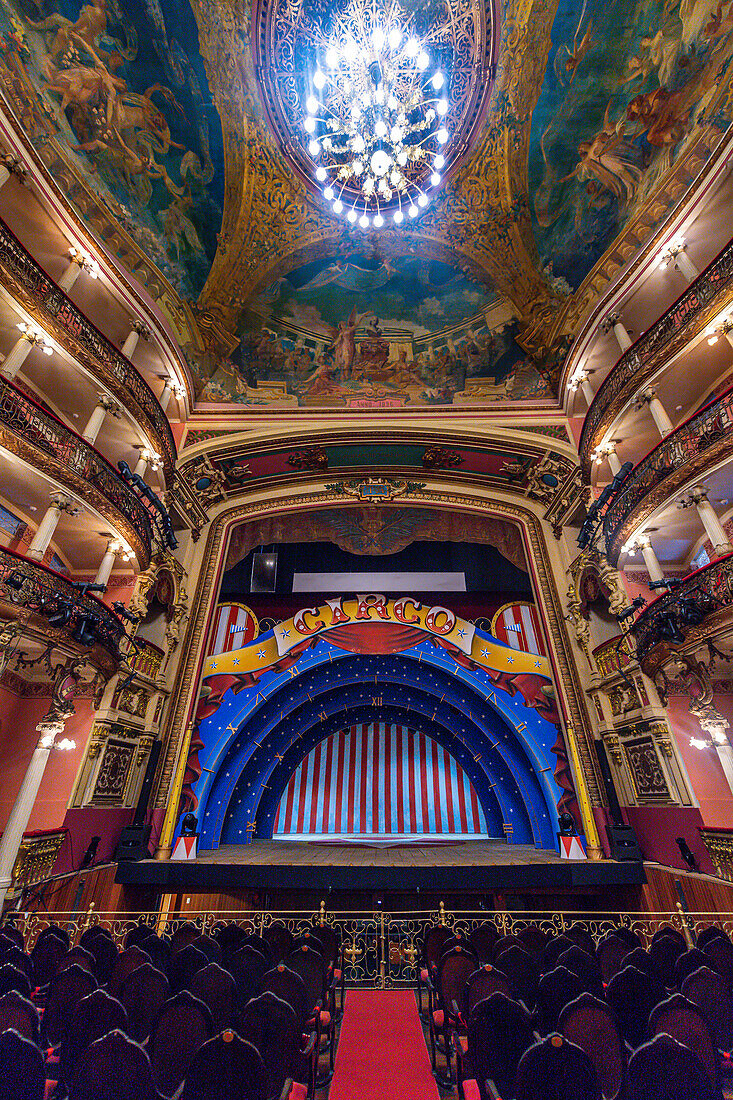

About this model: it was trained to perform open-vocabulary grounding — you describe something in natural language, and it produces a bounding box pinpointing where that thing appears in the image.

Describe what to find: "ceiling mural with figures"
[0,0,224,297]
[0,0,731,398]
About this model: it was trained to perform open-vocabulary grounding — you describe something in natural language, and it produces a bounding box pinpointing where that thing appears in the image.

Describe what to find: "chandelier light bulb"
[359,213,370,227]
[390,125,404,142]
[347,208,358,222]
[430,171,441,186]
[374,119,388,138]
[431,71,444,90]
[371,149,391,175]
[326,47,339,67]
[408,204,418,217]
[394,209,404,223]
[316,167,327,182]
[397,149,408,165]
[353,159,364,174]
[388,27,402,49]
[306,95,319,114]
[434,154,445,169]
[352,134,366,152]
[418,193,428,207]
[309,139,321,155]
[373,213,384,227]
[417,50,430,70]
[405,37,420,57]
[333,199,343,213]
[372,26,385,49]
[437,127,449,143]
[304,116,316,133]
[324,186,334,199]
[437,98,448,114]
[344,38,358,60]
[313,70,326,89]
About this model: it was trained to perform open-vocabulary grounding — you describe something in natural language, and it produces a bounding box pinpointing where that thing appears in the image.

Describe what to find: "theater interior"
[0,0,733,1092]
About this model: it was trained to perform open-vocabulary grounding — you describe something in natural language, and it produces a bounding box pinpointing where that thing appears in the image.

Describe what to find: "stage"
[115,839,646,892]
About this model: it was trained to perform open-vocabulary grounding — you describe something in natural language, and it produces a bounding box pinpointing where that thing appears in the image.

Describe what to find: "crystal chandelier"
[304,1,449,227]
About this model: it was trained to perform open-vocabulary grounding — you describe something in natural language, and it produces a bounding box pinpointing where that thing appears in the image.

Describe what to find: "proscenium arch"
[194,651,561,851]
[156,482,601,853]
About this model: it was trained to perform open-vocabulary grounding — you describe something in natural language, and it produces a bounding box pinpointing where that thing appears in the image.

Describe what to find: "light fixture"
[16,321,53,355]
[303,1,450,225]
[69,245,99,279]
[55,738,76,751]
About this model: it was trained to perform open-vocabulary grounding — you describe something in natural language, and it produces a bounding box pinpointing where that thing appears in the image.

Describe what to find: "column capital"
[49,492,81,516]
[96,393,121,416]
[16,323,53,353]
[132,320,152,340]
[601,311,621,333]
[660,239,686,264]
[68,246,99,279]
[0,153,25,183]
[634,386,656,407]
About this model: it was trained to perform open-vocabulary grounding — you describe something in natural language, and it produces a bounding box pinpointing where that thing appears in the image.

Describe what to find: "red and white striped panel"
[274,724,489,837]
[209,603,258,656]
[491,602,547,657]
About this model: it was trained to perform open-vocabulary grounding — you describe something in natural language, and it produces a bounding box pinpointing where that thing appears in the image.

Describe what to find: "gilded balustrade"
[578,235,733,477]
[0,376,152,565]
[0,218,176,475]
[630,553,733,674]
[603,385,733,563]
[128,637,164,681]
[0,546,125,665]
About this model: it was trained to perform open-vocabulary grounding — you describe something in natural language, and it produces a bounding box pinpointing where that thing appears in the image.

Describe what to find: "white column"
[121,321,151,360]
[0,728,55,909]
[82,395,118,445]
[58,256,85,294]
[689,487,733,556]
[673,251,699,282]
[570,370,594,406]
[596,443,622,476]
[637,387,674,437]
[603,312,632,352]
[1,334,34,381]
[93,539,121,588]
[715,742,733,796]
[637,535,665,583]
[159,381,173,411]
[27,494,76,561]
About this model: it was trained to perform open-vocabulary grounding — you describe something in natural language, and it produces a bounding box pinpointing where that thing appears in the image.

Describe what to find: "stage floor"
[117,839,646,892]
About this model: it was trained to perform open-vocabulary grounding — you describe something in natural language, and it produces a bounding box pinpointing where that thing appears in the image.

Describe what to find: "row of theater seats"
[419,920,733,1100]
[0,918,343,1100]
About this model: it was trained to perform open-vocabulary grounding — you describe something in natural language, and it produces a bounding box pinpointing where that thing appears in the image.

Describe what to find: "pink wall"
[0,686,93,832]
[623,804,715,874]
[666,694,733,828]
[55,807,134,872]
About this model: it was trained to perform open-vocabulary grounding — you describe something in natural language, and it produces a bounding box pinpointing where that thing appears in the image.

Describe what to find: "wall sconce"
[17,322,53,355]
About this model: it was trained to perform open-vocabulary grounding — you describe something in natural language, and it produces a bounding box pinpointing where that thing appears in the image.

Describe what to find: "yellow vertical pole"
[564,723,603,860]
[155,723,194,861]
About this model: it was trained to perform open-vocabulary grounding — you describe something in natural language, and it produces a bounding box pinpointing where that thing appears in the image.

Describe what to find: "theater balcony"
[0,376,153,567]
[0,546,126,674]
[630,553,733,678]
[0,218,176,479]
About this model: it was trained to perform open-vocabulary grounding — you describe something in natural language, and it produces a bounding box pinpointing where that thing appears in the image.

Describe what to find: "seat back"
[682,965,733,1051]
[0,991,39,1045]
[494,944,539,1009]
[535,966,586,1033]
[702,936,733,987]
[468,922,498,963]
[0,946,32,983]
[514,1034,600,1100]
[674,947,710,986]
[30,935,66,988]
[239,991,300,1098]
[650,934,684,987]
[422,925,453,973]
[261,924,293,965]
[180,1032,267,1100]
[697,926,729,950]
[68,1029,157,1100]
[517,926,551,956]
[188,962,236,1032]
[606,964,666,1048]
[467,992,534,1098]
[311,923,339,970]
[626,1033,717,1100]
[286,945,326,1013]
[170,922,202,955]
[0,964,30,1000]
[168,943,208,993]
[83,933,118,985]
[597,933,633,985]
[231,944,270,1006]
[59,946,95,975]
[149,991,213,1097]
[650,993,720,1097]
[43,963,97,1047]
[60,988,128,1085]
[542,935,579,971]
[558,945,603,997]
[262,964,310,1030]
[559,993,624,1100]
[191,935,222,965]
[108,944,152,999]
[119,962,170,1044]
[466,964,510,1016]
[0,1029,45,1100]
[436,946,476,1022]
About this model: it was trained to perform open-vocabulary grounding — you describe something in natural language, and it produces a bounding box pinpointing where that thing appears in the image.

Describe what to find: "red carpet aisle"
[328,990,441,1100]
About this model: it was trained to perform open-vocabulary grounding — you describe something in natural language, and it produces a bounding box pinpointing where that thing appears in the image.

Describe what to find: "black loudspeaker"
[114,822,152,862]
[607,823,644,862]
[114,739,161,862]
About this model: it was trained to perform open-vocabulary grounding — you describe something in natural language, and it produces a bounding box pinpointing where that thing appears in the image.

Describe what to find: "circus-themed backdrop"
[176,594,577,851]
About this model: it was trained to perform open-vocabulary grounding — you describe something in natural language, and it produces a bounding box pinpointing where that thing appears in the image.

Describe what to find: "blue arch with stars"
[190,644,563,852]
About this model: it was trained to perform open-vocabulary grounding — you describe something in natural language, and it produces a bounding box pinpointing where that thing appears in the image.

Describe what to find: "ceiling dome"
[253,0,497,224]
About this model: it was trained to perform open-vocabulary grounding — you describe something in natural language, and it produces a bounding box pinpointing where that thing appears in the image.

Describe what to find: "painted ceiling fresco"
[530,0,733,289]
[0,0,224,297]
[200,253,554,407]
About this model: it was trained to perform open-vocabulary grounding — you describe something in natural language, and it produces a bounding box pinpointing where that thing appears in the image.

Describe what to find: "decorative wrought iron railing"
[630,553,733,671]
[0,218,176,474]
[700,828,733,882]
[0,546,126,661]
[128,638,164,680]
[12,828,67,890]
[578,236,733,476]
[0,376,152,564]
[3,906,719,986]
[602,384,733,562]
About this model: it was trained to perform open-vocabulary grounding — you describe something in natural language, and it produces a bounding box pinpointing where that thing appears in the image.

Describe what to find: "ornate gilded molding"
[154,487,603,816]
[603,385,733,562]
[0,376,152,565]
[0,217,176,476]
[579,235,733,476]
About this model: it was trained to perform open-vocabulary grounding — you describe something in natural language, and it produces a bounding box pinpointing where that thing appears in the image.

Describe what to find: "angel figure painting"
[200,253,555,408]
[530,0,733,289]
[0,0,224,296]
